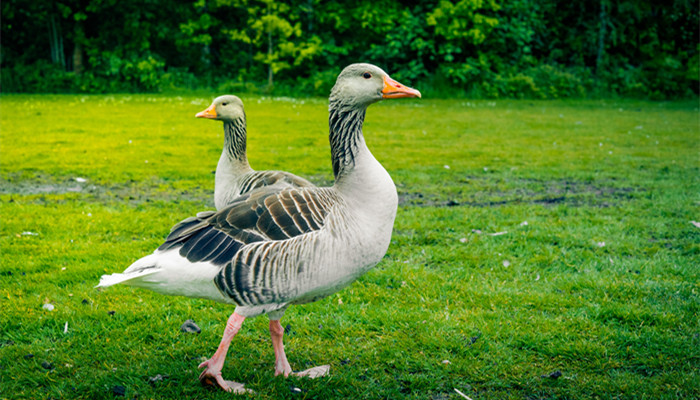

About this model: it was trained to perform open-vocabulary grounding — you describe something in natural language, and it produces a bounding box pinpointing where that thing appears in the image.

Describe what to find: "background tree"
[1,0,697,98]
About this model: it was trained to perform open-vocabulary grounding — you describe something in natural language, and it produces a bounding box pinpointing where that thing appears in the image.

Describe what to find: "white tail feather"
[97,268,161,287]
[97,252,161,287]
[97,249,232,304]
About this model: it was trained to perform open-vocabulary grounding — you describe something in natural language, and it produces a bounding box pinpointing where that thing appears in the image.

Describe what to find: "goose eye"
[362,72,372,79]
[222,102,228,106]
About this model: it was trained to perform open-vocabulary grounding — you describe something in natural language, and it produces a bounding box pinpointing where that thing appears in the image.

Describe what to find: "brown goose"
[98,63,420,393]
[196,95,314,209]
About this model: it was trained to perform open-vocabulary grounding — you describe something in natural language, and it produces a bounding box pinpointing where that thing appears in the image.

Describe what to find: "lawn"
[1,94,698,399]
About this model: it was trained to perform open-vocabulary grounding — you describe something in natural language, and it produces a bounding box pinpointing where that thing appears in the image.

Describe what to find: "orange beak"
[382,76,421,99]
[195,104,218,119]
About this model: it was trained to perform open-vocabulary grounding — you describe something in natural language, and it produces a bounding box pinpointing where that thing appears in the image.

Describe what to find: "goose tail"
[97,253,162,288]
[96,250,231,303]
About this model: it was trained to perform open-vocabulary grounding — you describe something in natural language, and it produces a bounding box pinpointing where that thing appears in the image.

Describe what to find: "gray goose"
[98,63,421,393]
[196,95,314,209]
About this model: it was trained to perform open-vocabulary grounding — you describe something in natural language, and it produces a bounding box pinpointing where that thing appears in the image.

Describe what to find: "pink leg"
[269,320,330,379]
[269,320,292,377]
[198,312,248,392]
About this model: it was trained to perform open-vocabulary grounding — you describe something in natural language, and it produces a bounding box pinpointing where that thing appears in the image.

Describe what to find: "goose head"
[196,95,246,122]
[330,63,421,108]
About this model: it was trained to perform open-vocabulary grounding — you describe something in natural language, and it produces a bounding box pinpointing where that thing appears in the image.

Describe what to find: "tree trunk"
[73,21,84,75]
[49,12,66,69]
[595,0,607,77]
[307,0,313,33]
[73,42,83,74]
[201,0,211,68]
[267,29,273,88]
[267,3,273,89]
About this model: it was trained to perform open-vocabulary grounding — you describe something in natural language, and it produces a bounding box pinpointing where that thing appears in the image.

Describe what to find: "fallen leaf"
[294,365,330,378]
[149,374,168,385]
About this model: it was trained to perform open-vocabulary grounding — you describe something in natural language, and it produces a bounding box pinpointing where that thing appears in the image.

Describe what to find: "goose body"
[196,95,314,209]
[98,64,420,392]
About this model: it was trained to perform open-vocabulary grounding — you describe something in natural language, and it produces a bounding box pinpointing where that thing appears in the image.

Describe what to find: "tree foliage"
[2,0,698,98]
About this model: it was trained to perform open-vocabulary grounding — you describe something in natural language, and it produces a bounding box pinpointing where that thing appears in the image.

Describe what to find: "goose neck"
[223,119,248,163]
[328,100,367,180]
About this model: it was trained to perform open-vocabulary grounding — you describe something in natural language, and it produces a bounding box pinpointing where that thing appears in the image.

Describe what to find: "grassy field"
[1,94,698,399]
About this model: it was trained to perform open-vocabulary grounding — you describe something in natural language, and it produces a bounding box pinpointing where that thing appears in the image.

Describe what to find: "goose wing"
[158,185,338,270]
[237,170,315,196]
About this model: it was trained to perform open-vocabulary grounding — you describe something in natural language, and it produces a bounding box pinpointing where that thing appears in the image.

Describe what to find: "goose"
[196,95,314,209]
[98,63,421,393]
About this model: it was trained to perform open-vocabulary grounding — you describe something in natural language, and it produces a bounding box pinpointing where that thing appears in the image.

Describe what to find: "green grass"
[1,94,699,399]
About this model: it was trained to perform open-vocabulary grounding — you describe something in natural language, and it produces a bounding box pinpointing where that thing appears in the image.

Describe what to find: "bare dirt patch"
[399,176,644,208]
[2,173,641,209]
[0,173,333,206]
[1,174,212,206]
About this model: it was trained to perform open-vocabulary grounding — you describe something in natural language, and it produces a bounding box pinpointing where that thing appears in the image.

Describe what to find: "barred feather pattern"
[213,188,340,305]
[224,118,247,162]
[328,99,365,179]
[236,170,314,197]
[158,185,340,306]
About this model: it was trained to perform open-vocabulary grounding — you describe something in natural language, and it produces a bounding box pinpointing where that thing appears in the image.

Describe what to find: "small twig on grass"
[454,388,473,400]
